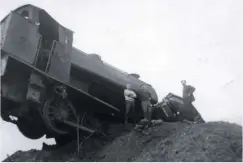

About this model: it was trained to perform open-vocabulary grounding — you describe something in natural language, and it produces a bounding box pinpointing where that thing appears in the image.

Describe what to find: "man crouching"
[124,84,137,126]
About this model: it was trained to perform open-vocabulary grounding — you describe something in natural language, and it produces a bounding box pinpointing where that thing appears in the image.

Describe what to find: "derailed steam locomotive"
[1,4,203,142]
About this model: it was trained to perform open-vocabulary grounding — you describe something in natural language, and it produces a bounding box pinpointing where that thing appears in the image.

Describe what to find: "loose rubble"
[3,121,242,162]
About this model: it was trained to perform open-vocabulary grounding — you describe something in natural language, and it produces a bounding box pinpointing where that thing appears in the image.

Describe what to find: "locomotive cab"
[1,4,74,139]
[1,4,73,82]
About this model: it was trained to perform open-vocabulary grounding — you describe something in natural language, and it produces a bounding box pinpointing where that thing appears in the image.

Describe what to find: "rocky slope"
[3,121,242,162]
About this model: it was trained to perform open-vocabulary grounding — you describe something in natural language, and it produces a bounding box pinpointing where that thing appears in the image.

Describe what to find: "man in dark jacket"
[138,84,153,134]
[139,84,152,121]
[181,80,195,103]
[180,80,205,123]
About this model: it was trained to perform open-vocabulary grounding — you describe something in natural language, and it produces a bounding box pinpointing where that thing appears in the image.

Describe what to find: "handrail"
[33,35,42,66]
[45,40,56,72]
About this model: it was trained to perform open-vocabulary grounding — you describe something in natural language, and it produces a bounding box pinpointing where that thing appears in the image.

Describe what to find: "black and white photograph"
[0,0,242,162]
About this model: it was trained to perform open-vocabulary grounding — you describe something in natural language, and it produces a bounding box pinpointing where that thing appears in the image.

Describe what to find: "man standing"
[139,84,153,134]
[181,80,195,104]
[124,84,137,125]
[180,80,204,123]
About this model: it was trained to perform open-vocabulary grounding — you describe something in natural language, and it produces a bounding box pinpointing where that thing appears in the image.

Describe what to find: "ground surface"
[3,121,242,162]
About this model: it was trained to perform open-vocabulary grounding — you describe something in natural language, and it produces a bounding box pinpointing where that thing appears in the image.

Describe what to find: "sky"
[0,0,242,160]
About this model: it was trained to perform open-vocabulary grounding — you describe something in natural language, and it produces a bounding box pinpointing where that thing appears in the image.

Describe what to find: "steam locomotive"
[1,4,204,143]
[0,4,159,141]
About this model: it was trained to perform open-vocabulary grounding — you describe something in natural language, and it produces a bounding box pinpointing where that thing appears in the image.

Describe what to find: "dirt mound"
[135,122,242,162]
[3,121,242,162]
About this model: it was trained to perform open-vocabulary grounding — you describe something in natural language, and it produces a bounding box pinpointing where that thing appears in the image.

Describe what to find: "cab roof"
[0,4,73,33]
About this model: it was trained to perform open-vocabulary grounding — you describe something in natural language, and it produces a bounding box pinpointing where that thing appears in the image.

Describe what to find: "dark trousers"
[125,100,136,124]
[141,100,152,122]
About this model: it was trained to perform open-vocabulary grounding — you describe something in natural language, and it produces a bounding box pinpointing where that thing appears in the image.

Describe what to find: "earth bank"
[3,121,242,162]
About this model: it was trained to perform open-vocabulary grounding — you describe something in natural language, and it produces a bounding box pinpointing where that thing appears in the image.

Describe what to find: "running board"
[61,120,95,133]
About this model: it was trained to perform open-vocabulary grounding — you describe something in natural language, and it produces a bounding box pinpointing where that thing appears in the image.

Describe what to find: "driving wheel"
[42,97,77,135]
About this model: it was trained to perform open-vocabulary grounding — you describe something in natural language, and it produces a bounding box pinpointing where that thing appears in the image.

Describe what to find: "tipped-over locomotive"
[1,4,159,140]
[1,4,204,142]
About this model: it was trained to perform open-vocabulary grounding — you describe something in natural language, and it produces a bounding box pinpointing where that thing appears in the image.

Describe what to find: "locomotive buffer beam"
[59,119,95,134]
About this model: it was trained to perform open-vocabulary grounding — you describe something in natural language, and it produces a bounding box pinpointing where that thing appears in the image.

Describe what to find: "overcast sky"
[0,0,242,160]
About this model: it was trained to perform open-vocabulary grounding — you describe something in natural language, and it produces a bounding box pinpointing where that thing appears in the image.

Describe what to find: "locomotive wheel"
[17,118,45,139]
[42,97,77,136]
